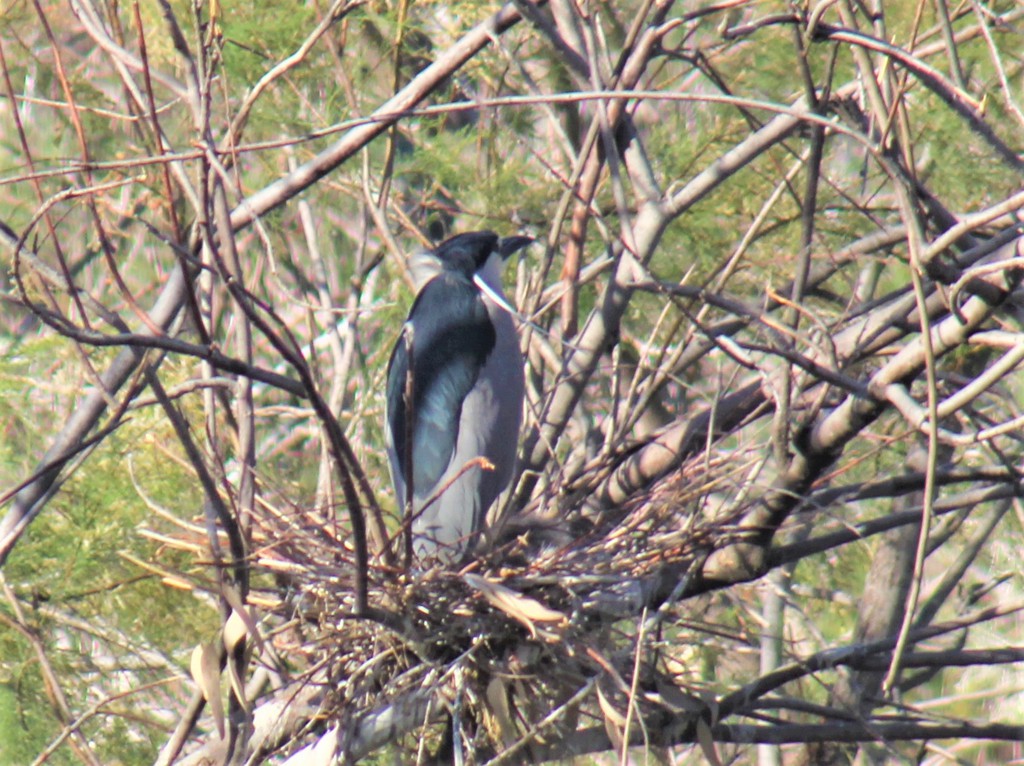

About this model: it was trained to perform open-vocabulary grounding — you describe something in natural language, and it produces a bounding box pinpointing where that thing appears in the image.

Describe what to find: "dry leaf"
[696,718,722,766]
[221,587,266,654]
[596,683,625,752]
[223,609,248,652]
[225,660,248,713]
[463,573,567,640]
[190,641,225,739]
[222,611,252,710]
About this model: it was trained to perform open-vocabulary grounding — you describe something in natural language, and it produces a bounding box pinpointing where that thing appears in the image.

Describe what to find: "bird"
[385,231,531,561]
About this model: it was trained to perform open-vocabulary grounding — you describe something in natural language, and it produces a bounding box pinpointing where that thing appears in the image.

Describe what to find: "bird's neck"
[475,252,508,297]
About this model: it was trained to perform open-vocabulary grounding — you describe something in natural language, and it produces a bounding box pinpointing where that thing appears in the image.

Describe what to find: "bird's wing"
[386,272,495,500]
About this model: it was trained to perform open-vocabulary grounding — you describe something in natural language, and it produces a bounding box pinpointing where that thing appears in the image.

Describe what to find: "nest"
[238,456,731,759]
[142,451,737,761]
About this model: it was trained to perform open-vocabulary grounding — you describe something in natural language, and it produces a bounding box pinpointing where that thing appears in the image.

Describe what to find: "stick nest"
[235,455,730,758]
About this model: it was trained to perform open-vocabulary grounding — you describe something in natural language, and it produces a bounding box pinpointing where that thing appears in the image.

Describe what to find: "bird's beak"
[498,236,534,259]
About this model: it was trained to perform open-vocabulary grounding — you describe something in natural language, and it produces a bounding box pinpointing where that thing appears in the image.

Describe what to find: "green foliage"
[0,340,209,761]
[0,682,56,766]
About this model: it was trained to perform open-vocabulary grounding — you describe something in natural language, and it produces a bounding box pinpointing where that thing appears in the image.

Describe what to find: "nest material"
[237,457,727,759]
[144,453,731,760]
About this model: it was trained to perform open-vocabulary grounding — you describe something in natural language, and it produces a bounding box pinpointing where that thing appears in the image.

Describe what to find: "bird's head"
[409,231,533,291]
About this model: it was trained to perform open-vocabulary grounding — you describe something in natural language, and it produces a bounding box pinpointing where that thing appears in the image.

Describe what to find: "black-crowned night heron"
[385,231,531,560]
